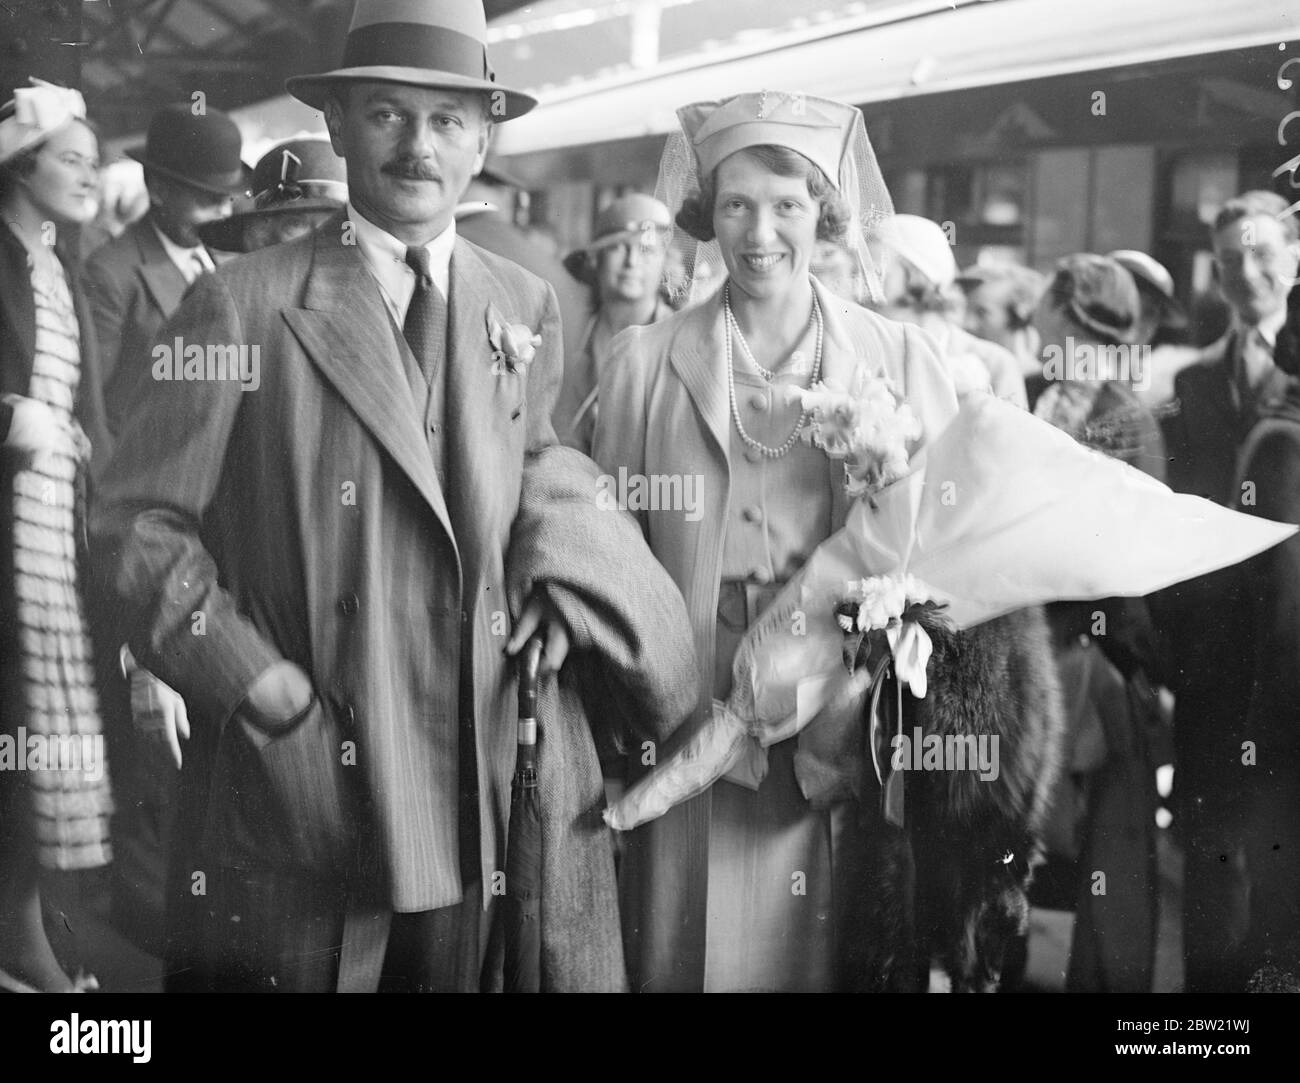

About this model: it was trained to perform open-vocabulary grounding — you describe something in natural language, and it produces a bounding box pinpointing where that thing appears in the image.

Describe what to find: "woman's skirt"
[703,580,868,992]
[0,445,112,870]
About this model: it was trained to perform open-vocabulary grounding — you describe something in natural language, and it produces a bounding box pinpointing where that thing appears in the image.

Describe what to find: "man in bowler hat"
[80,102,248,958]
[82,103,249,436]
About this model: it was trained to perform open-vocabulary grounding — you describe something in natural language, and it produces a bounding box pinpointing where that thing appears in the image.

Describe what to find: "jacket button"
[748,566,772,585]
[749,393,767,412]
[338,592,359,616]
[744,447,764,464]
[741,505,763,525]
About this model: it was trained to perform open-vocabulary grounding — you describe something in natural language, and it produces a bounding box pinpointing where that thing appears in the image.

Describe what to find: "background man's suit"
[81,216,195,438]
[1156,329,1293,990]
[91,212,566,990]
[79,213,200,955]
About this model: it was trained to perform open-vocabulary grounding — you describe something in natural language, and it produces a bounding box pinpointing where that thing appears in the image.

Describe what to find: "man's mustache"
[383,159,442,182]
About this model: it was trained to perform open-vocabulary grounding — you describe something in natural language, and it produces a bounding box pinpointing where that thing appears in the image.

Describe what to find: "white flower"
[796,369,922,498]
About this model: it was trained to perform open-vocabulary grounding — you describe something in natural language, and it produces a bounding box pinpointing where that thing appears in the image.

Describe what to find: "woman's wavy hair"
[675,145,851,245]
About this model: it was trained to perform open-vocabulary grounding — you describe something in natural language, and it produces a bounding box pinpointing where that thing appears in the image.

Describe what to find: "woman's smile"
[740,252,786,273]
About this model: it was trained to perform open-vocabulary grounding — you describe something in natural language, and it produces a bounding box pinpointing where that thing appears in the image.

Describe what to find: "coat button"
[745,447,764,464]
[748,565,772,585]
[749,393,767,412]
[741,505,763,524]
[429,422,442,434]
[338,592,359,616]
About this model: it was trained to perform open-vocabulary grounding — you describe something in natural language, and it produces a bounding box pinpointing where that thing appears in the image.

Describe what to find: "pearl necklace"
[725,285,817,383]
[724,284,824,459]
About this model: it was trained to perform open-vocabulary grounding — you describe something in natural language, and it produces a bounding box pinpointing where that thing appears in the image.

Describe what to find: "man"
[82,103,248,437]
[554,193,674,453]
[1157,190,1300,991]
[1231,280,1300,987]
[92,0,691,993]
[79,103,247,957]
[198,137,347,255]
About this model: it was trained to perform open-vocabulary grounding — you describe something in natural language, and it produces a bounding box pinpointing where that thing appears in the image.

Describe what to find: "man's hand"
[505,590,571,676]
[129,666,191,769]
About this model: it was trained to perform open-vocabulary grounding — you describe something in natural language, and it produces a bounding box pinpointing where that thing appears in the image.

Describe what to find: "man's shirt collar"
[347,202,455,325]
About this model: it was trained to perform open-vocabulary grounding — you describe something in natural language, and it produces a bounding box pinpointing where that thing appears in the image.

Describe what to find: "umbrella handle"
[517,636,544,770]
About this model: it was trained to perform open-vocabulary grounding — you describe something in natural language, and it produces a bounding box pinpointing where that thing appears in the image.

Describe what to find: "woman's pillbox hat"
[677,91,859,189]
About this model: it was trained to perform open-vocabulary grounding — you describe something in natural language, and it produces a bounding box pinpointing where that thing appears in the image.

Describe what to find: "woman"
[592,91,957,991]
[0,79,112,992]
[555,193,675,454]
[875,214,1028,408]
[1030,252,1166,992]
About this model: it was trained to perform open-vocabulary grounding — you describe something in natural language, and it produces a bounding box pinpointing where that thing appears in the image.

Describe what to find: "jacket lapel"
[132,220,188,319]
[0,228,35,367]
[444,238,518,592]
[668,291,729,461]
[283,217,456,548]
[813,277,863,527]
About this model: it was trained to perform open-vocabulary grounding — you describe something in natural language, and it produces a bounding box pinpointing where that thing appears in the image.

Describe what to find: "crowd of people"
[0,0,1297,994]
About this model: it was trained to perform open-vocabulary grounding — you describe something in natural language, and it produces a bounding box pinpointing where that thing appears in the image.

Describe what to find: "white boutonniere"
[486,302,541,376]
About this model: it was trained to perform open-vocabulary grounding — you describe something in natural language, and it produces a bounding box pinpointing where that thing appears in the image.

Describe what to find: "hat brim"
[285,68,537,121]
[562,249,594,285]
[127,149,252,196]
[198,200,341,252]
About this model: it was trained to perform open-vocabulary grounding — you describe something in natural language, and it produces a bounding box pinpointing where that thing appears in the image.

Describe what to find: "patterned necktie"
[403,245,446,386]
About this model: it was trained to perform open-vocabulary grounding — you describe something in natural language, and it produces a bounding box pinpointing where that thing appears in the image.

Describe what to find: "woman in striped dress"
[0,80,112,992]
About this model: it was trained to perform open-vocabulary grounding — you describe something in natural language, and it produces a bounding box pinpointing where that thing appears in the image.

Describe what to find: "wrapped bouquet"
[604,380,1296,832]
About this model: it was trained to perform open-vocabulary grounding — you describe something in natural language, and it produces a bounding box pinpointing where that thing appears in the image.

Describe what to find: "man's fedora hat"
[286,0,537,122]
[198,138,347,251]
[127,103,251,196]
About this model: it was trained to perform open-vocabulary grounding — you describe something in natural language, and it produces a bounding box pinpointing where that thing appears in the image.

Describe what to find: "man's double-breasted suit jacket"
[91,212,565,918]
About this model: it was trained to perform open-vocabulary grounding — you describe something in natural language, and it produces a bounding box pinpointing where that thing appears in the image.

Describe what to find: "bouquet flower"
[604,386,1296,832]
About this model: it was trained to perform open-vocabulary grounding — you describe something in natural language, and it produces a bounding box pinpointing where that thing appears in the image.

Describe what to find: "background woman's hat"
[1107,249,1189,330]
[0,78,87,165]
[563,193,671,283]
[1051,253,1141,344]
[127,103,250,196]
[286,0,537,122]
[198,138,347,251]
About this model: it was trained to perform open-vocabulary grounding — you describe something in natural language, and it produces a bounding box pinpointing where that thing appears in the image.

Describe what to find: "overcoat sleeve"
[89,273,282,728]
